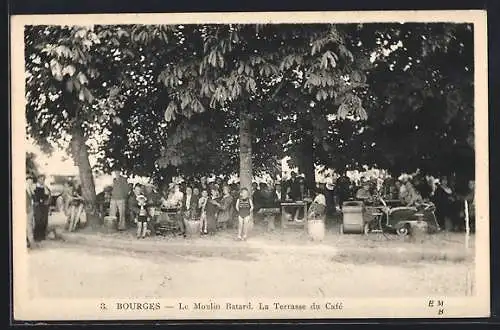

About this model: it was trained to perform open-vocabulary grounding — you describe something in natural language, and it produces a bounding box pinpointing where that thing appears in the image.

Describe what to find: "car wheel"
[363,223,370,235]
[396,223,411,236]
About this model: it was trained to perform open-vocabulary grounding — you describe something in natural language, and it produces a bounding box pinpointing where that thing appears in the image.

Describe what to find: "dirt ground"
[26,212,476,299]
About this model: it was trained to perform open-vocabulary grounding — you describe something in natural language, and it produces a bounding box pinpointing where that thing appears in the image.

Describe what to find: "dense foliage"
[25,22,474,203]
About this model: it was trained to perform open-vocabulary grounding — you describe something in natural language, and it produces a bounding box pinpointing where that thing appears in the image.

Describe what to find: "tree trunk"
[300,134,316,192]
[239,108,253,195]
[298,116,316,192]
[71,125,100,228]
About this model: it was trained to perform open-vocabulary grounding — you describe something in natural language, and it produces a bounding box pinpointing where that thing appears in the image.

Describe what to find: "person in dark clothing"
[273,183,282,207]
[128,184,143,227]
[96,186,112,218]
[432,176,455,231]
[413,175,433,201]
[286,172,302,201]
[324,181,336,216]
[33,174,51,241]
[252,182,263,213]
[217,185,234,230]
[205,189,220,235]
[336,172,351,210]
[251,182,259,194]
[189,186,200,219]
[258,183,273,207]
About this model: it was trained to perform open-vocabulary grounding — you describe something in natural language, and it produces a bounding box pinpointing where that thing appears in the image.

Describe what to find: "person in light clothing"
[135,193,149,239]
[235,188,254,241]
[198,190,209,234]
[110,170,129,230]
[169,184,184,209]
[308,187,327,219]
[26,176,36,248]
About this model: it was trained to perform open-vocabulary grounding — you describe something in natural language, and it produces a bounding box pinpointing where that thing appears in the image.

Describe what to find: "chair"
[155,208,182,237]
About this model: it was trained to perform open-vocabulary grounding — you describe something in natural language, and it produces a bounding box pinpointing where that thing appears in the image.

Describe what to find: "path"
[25,212,475,299]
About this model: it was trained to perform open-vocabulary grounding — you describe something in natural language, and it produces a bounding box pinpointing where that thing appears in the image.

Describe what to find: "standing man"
[325,179,336,216]
[336,171,351,210]
[33,174,51,241]
[110,170,129,231]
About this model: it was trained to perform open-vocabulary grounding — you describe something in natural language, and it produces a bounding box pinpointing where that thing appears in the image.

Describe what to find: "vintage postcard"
[11,10,489,321]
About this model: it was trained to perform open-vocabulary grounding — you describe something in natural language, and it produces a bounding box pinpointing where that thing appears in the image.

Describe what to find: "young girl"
[135,193,149,239]
[235,188,253,241]
[198,190,209,235]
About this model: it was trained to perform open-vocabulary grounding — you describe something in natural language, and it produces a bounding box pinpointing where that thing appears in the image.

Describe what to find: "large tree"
[25,25,136,226]
[28,23,473,202]
[359,23,474,186]
[148,24,368,192]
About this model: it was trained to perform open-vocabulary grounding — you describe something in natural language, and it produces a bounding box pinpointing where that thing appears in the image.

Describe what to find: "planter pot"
[308,219,325,242]
[185,220,201,237]
[103,216,118,232]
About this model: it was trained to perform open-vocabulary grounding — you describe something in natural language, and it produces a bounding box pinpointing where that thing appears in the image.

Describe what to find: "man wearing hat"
[33,174,51,241]
[325,179,336,216]
[336,171,351,210]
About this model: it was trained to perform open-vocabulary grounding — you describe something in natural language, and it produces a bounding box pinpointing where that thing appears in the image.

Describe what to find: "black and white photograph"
[11,11,489,320]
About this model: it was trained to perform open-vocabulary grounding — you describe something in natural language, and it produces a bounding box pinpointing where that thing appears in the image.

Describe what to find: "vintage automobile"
[340,197,440,237]
[375,197,440,236]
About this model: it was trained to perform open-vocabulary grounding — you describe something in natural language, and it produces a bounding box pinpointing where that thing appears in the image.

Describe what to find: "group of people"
[26,173,89,248]
[26,167,475,247]
[101,171,259,240]
[90,169,478,235]
[97,170,331,240]
[337,171,475,231]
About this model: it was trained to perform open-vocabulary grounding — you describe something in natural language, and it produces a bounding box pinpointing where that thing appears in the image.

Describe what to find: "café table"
[280,200,311,230]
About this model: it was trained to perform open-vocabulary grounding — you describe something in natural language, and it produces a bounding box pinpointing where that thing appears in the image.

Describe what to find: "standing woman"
[67,183,85,232]
[217,185,234,231]
[205,189,220,235]
[33,174,51,241]
[182,186,195,220]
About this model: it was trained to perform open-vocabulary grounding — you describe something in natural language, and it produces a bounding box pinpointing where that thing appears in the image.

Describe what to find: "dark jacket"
[182,193,198,212]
